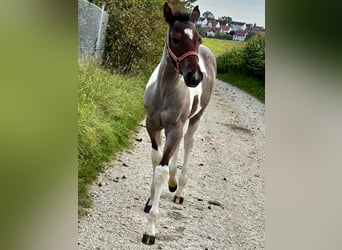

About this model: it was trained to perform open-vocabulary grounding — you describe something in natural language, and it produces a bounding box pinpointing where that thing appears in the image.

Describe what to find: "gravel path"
[78,79,265,249]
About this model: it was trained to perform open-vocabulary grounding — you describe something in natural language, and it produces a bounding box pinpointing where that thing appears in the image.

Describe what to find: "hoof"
[144,198,152,213]
[174,196,184,204]
[142,233,156,245]
[168,184,177,193]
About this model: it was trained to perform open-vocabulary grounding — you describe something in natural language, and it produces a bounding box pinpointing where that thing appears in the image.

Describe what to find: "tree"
[202,11,214,19]
[167,0,197,12]
[196,24,206,37]
[221,16,232,23]
[245,31,256,41]
[89,0,166,74]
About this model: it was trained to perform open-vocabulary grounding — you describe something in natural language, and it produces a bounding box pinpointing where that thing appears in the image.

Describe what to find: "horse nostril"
[185,71,202,87]
[197,71,203,82]
[192,71,203,83]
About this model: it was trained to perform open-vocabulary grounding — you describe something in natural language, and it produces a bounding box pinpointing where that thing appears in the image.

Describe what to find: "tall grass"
[78,65,147,216]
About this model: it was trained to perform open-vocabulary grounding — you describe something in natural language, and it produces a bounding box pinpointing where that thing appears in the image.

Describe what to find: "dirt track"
[78,79,265,249]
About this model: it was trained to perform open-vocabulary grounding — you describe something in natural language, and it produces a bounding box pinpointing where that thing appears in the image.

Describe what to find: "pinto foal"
[142,3,216,245]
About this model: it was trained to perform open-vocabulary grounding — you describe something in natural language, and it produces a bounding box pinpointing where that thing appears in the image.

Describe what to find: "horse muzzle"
[184,70,203,87]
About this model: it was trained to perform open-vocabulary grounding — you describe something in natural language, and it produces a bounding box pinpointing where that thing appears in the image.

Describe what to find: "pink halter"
[166,29,198,74]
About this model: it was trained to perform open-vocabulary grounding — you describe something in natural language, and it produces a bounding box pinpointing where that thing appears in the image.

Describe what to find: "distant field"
[202,38,244,57]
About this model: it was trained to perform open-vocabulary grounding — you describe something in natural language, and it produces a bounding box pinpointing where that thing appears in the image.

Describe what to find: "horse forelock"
[172,12,190,23]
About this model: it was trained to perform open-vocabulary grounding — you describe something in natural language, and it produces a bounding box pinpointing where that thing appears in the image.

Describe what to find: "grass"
[202,37,244,57]
[78,65,147,217]
[217,72,265,103]
[203,37,265,102]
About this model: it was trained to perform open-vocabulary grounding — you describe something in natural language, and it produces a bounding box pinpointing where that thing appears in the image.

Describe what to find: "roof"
[234,30,248,36]
[220,25,231,31]
[207,19,218,27]
[230,21,246,26]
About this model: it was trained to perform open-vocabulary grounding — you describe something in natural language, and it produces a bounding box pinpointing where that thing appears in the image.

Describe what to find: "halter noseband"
[166,29,199,74]
[167,46,198,74]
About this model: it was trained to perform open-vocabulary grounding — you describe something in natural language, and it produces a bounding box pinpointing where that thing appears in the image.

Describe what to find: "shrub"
[216,34,265,81]
[216,47,244,74]
[90,0,165,74]
[242,35,265,81]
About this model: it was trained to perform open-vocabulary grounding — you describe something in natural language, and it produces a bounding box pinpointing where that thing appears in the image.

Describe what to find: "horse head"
[164,3,203,88]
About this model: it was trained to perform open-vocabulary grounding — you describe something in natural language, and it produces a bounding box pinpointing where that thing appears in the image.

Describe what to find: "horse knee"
[151,149,162,166]
[154,165,169,185]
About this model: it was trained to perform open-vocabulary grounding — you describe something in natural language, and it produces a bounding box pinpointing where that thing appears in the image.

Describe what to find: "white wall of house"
[233,34,247,41]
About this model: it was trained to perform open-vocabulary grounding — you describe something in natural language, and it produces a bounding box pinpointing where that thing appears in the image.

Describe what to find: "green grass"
[217,72,265,103]
[202,37,244,57]
[203,37,265,102]
[78,65,147,217]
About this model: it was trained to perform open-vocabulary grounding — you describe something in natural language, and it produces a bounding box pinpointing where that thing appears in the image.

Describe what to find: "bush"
[216,35,265,81]
[214,32,233,40]
[242,35,265,80]
[90,0,165,74]
[217,47,244,74]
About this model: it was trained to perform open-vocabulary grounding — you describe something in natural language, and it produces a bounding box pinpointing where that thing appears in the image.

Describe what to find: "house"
[206,18,220,29]
[205,27,217,37]
[246,24,266,35]
[230,21,247,31]
[197,17,207,27]
[218,20,228,26]
[196,15,265,39]
[220,24,231,35]
[233,30,248,41]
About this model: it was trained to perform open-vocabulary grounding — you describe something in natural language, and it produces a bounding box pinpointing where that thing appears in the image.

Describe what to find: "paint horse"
[142,3,216,245]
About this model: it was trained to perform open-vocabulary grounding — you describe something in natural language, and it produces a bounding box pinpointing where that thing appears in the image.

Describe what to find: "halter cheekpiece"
[166,30,198,74]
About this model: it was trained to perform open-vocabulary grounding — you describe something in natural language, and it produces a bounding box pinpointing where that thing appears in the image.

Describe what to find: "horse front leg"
[144,122,162,214]
[142,122,183,245]
[168,143,180,193]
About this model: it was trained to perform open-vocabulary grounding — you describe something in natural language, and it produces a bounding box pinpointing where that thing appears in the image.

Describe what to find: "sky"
[195,0,265,27]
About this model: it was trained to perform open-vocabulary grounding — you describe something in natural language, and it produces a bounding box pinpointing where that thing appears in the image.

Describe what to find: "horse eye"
[171,37,179,44]
[199,36,202,44]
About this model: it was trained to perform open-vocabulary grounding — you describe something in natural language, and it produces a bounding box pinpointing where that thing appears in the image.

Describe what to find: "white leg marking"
[184,28,194,40]
[145,165,169,236]
[149,149,162,203]
[169,144,180,189]
[175,120,200,199]
[151,148,162,167]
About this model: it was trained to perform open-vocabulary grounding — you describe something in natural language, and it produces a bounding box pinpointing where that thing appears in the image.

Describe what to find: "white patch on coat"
[188,82,203,119]
[184,28,194,40]
[198,53,207,75]
[146,63,160,89]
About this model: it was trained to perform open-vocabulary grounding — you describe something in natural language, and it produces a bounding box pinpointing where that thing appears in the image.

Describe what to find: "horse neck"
[157,44,182,94]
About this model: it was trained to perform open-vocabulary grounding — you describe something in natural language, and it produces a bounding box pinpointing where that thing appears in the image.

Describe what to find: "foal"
[142,3,216,245]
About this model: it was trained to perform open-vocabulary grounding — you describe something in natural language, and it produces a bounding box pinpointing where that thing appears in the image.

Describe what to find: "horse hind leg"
[174,117,201,204]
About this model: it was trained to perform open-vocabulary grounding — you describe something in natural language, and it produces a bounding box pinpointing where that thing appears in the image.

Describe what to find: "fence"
[78,0,108,62]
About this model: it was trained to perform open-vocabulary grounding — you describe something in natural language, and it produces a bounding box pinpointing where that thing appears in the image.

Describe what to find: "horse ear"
[164,2,174,25]
[190,5,200,23]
